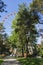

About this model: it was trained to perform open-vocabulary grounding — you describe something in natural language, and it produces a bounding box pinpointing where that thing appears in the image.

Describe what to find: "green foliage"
[39,42,43,56]
[30,0,43,14]
[18,58,43,65]
[0,60,3,65]
[0,0,6,12]
[11,3,39,57]
[0,23,4,33]
[0,0,7,17]
[0,23,10,55]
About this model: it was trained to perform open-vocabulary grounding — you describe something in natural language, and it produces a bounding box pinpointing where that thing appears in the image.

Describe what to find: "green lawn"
[17,57,43,65]
[0,60,3,65]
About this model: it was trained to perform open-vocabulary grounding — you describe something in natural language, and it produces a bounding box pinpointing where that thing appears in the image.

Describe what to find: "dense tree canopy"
[30,0,43,14]
[0,23,10,55]
[0,0,43,57]
[0,0,7,17]
[0,0,6,12]
[10,3,40,57]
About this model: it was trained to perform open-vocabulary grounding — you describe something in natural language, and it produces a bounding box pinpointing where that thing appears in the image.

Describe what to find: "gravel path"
[1,60,20,65]
[1,56,21,65]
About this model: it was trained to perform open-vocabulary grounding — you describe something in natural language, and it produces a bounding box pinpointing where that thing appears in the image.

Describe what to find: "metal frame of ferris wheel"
[2,11,43,37]
[2,12,16,22]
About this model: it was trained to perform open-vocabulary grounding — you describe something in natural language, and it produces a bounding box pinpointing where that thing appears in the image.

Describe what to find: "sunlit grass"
[0,60,3,65]
[17,57,43,65]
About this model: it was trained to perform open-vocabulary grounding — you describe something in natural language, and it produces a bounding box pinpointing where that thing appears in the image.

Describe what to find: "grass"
[17,57,43,65]
[0,60,3,65]
[0,56,3,59]
[0,56,3,65]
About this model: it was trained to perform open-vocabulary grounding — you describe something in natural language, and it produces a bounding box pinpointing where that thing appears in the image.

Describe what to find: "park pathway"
[1,56,21,65]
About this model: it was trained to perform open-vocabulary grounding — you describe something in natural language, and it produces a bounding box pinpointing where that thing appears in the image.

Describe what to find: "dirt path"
[1,56,21,65]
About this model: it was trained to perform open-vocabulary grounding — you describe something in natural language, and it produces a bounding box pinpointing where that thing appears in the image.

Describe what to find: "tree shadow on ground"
[18,58,43,65]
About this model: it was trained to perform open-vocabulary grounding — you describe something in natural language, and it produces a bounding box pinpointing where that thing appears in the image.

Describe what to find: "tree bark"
[22,46,24,57]
[26,39,28,57]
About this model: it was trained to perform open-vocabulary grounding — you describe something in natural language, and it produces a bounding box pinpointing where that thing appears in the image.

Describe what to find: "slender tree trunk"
[26,39,28,57]
[22,46,24,57]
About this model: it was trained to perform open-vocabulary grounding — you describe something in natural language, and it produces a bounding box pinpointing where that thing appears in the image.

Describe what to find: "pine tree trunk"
[26,39,28,57]
[22,47,24,57]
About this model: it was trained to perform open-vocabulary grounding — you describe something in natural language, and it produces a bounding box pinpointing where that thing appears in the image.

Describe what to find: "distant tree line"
[0,23,11,56]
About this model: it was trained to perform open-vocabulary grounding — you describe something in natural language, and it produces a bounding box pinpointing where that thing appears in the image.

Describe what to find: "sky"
[0,0,43,44]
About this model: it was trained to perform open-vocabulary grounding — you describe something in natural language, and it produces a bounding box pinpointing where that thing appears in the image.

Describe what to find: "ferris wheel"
[2,12,16,22]
[2,11,43,38]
